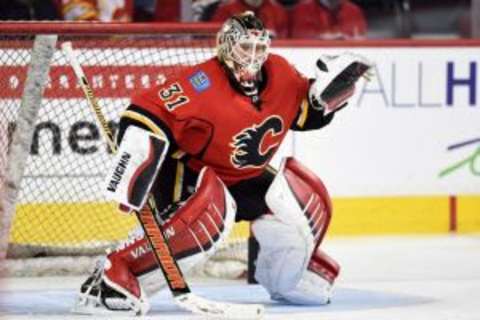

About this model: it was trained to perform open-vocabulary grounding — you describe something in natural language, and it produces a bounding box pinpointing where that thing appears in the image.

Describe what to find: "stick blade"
[175,293,264,320]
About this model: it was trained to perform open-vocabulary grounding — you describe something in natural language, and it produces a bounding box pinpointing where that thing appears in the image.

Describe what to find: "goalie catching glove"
[309,52,372,115]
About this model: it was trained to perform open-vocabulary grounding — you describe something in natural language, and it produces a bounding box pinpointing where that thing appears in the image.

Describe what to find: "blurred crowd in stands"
[0,0,473,39]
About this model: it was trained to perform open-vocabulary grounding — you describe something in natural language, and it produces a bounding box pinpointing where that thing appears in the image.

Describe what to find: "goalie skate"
[72,259,150,316]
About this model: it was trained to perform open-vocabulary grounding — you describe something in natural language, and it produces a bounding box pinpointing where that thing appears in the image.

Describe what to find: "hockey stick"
[62,42,264,320]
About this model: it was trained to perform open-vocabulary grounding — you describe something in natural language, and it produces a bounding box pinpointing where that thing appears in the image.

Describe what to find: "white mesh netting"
[0,24,248,278]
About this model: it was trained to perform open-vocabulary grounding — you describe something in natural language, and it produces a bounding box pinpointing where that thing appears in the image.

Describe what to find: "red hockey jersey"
[130,54,309,185]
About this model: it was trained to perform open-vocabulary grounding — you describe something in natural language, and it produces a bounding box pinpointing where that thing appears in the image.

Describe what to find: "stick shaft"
[61,42,116,151]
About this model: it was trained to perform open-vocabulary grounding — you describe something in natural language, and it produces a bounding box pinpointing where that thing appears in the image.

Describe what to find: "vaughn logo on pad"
[104,126,168,212]
[107,152,132,193]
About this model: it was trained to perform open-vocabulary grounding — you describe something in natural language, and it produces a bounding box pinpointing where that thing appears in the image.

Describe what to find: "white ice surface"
[1,235,479,320]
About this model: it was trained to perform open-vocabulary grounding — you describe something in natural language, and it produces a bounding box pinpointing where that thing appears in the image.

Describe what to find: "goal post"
[1,34,58,262]
[0,22,248,278]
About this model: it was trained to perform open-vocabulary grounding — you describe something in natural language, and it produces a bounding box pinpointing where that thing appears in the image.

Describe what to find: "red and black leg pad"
[104,167,236,298]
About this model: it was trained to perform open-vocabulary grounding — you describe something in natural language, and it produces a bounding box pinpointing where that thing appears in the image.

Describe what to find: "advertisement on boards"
[1,46,478,203]
[276,47,479,197]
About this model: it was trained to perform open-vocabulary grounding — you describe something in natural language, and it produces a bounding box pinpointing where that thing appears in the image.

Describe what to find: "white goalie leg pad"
[253,157,334,305]
[104,125,169,212]
[273,268,333,305]
[273,247,340,305]
[252,214,312,295]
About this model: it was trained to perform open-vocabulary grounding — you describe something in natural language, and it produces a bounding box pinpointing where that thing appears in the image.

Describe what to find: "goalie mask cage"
[0,22,248,278]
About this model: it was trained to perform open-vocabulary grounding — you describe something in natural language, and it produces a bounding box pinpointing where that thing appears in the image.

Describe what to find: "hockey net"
[0,23,248,278]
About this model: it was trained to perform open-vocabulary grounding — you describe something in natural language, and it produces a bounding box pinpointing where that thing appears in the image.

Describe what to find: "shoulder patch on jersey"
[189,70,211,93]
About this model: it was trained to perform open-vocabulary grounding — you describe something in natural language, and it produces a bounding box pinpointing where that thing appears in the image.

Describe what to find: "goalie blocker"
[104,125,169,212]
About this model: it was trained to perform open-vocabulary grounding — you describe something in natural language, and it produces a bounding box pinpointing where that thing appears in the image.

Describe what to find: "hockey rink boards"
[1,235,479,320]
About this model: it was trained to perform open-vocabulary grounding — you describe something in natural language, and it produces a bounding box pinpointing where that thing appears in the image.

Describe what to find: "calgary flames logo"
[230,116,284,169]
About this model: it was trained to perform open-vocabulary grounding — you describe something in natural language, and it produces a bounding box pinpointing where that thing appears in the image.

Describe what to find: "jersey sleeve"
[267,55,333,132]
[129,73,213,156]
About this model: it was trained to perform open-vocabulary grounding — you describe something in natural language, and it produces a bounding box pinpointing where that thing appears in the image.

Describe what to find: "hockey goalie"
[73,11,371,315]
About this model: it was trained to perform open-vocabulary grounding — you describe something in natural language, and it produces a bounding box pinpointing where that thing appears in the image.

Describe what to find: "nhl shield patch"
[189,70,211,93]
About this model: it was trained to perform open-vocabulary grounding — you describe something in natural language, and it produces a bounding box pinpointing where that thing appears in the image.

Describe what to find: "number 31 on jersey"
[158,82,190,111]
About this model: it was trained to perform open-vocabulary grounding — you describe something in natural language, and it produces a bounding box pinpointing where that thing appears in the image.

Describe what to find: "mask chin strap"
[240,72,263,109]
[223,60,263,108]
[240,79,258,96]
[228,60,259,95]
[238,64,263,99]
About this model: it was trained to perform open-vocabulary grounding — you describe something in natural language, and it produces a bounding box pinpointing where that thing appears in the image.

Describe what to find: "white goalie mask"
[217,11,270,90]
